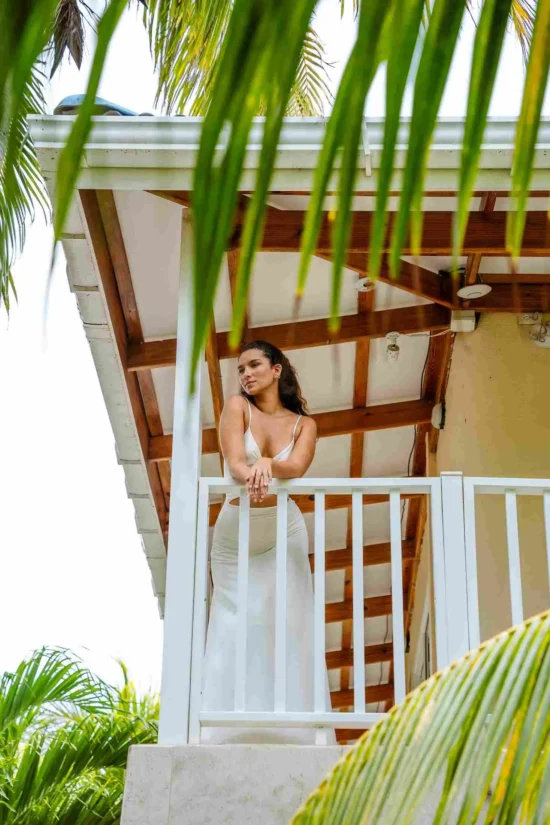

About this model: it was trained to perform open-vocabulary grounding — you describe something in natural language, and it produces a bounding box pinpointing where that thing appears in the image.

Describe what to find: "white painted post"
[274,491,288,712]
[235,492,250,711]
[188,479,212,744]
[440,472,470,665]
[352,491,366,714]
[544,491,550,594]
[505,490,524,625]
[389,490,406,703]
[313,492,326,714]
[429,479,449,670]
[462,479,481,649]
[158,211,202,744]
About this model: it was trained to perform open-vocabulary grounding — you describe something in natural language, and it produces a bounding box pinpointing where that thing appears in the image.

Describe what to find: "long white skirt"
[201,498,335,744]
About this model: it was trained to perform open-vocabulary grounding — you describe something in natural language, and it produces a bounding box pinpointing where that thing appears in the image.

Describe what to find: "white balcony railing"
[188,476,444,743]
[161,472,550,744]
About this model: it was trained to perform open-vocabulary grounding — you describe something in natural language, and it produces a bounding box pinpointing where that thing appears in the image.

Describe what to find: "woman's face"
[238,348,281,395]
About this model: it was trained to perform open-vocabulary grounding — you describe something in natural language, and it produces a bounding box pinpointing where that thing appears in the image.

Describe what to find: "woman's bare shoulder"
[297,415,316,438]
[224,394,247,412]
[223,395,247,415]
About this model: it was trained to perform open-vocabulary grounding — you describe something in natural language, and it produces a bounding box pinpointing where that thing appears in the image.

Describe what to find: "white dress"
[201,402,335,744]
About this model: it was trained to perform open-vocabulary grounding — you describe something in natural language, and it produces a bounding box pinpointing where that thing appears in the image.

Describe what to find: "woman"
[201,340,334,744]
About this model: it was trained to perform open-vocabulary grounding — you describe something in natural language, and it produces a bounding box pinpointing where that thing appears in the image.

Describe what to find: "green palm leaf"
[389,0,467,275]
[453,0,513,262]
[0,65,49,311]
[0,650,158,825]
[291,610,550,825]
[54,0,128,241]
[507,0,550,259]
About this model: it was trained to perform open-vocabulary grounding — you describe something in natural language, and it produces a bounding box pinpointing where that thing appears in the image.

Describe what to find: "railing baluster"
[274,491,288,712]
[235,492,250,712]
[544,491,550,594]
[463,479,481,649]
[188,480,211,743]
[389,490,405,704]
[505,490,523,625]
[429,479,449,670]
[352,491,366,714]
[314,492,326,714]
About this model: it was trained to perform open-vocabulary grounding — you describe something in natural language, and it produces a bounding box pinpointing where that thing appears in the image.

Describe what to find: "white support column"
[158,210,202,744]
[440,472,471,665]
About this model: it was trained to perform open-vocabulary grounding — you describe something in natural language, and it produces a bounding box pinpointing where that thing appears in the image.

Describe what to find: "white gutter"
[29,115,550,191]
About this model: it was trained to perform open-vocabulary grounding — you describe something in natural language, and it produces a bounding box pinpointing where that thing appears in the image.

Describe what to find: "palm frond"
[0,648,110,739]
[286,27,332,117]
[48,0,97,77]
[145,2,330,117]
[292,611,550,825]
[0,65,49,312]
[54,0,128,241]
[509,1,536,61]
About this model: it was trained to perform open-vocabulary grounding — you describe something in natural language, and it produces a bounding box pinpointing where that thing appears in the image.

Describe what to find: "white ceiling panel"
[363,426,416,478]
[367,334,430,405]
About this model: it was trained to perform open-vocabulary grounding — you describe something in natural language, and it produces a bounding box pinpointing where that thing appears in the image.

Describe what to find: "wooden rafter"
[342,254,550,313]
[331,682,393,709]
[237,209,550,255]
[326,643,393,670]
[80,190,168,538]
[326,594,394,624]
[147,398,435,461]
[208,493,421,528]
[126,304,450,371]
[309,539,415,572]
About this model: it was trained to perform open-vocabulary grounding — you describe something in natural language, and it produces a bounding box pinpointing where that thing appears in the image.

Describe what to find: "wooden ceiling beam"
[309,539,415,572]
[331,682,393,709]
[81,190,169,536]
[207,492,421,527]
[326,594,393,623]
[343,255,550,312]
[126,304,450,372]
[251,210,550,254]
[326,643,394,670]
[148,398,434,461]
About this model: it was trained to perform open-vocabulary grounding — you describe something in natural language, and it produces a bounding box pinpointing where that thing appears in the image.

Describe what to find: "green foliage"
[291,610,550,825]
[0,649,158,825]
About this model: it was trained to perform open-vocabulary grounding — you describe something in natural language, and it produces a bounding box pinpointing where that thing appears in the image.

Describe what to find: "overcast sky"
[0,2,547,691]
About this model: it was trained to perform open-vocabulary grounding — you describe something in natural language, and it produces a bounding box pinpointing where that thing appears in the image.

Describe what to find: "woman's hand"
[246,458,273,503]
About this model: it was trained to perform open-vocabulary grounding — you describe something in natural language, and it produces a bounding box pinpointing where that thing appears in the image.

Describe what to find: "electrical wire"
[375,332,432,712]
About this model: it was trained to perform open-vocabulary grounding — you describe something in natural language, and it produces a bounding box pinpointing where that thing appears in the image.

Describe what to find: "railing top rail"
[464,477,550,495]
[200,477,439,495]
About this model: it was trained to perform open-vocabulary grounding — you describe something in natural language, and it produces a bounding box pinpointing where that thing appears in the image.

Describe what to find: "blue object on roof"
[54,95,138,116]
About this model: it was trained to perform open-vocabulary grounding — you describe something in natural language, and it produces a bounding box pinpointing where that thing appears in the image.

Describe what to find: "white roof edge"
[28,114,550,155]
[29,115,550,191]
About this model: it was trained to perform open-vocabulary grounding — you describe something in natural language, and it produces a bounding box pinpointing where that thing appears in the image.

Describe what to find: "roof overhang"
[29,115,550,192]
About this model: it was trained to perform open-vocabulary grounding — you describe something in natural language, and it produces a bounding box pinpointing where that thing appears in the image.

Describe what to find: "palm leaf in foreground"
[0,66,49,311]
[292,610,550,825]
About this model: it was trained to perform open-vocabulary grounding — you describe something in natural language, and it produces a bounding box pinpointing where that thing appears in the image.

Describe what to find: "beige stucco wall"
[411,314,550,655]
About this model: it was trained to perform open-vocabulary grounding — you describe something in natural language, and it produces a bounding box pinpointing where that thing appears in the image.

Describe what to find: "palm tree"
[0,1,539,323]
[0,647,158,825]
[291,609,550,824]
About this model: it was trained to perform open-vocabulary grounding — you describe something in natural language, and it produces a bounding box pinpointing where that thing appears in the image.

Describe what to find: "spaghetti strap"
[292,415,302,439]
[246,399,253,430]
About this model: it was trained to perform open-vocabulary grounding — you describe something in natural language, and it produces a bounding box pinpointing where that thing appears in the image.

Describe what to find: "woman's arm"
[247,417,317,500]
[271,417,317,478]
[219,395,251,484]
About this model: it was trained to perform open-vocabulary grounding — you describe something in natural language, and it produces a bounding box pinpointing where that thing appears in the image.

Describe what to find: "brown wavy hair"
[240,340,309,416]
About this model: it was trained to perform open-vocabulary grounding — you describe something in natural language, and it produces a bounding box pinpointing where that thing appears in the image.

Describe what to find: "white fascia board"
[29,115,550,192]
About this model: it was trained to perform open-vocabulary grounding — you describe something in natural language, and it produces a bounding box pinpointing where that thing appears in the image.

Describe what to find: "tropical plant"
[291,609,550,825]
[0,1,539,326]
[0,647,158,825]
